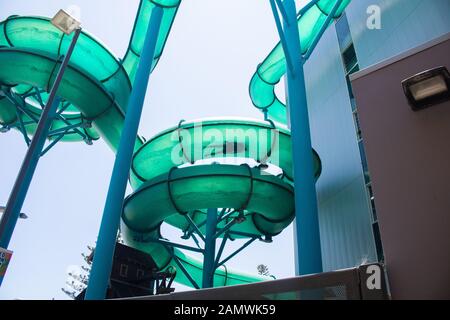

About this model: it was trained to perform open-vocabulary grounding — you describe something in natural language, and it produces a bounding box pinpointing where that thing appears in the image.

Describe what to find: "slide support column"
[202,208,217,288]
[272,0,323,275]
[84,6,164,300]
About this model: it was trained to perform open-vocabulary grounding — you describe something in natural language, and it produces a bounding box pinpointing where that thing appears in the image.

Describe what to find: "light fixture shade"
[19,213,29,220]
[402,66,450,111]
[51,9,81,35]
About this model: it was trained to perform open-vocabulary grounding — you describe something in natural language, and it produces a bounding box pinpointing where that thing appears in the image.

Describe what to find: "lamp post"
[0,10,81,250]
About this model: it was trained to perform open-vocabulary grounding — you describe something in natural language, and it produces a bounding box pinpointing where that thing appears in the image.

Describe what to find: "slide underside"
[0,0,350,289]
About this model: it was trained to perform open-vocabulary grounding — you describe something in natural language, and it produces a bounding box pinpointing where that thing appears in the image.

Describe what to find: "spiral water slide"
[0,0,349,288]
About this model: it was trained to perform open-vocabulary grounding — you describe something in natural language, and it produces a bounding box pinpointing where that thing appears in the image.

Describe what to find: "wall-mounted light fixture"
[402,66,450,111]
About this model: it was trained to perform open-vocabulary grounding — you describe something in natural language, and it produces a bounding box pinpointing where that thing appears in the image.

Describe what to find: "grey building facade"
[303,0,450,272]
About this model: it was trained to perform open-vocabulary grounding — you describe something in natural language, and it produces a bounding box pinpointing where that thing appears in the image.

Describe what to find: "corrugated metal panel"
[304,0,450,272]
[303,24,377,272]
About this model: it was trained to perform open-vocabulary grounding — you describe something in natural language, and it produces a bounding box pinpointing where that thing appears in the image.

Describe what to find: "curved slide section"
[122,0,181,83]
[123,118,321,287]
[249,0,351,124]
[121,164,296,287]
[0,0,180,145]
[0,48,134,151]
[129,118,322,189]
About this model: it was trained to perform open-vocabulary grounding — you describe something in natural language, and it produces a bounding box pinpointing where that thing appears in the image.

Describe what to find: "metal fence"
[122,263,389,300]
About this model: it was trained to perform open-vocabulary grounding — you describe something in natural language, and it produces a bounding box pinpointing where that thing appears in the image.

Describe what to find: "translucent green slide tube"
[249,0,351,124]
[0,0,180,145]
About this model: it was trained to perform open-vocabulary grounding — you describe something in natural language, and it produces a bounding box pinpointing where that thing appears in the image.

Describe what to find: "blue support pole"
[216,237,258,268]
[269,0,295,74]
[298,0,320,17]
[202,208,217,288]
[303,0,343,61]
[168,250,200,289]
[0,28,82,250]
[277,0,323,275]
[184,213,206,241]
[144,238,204,254]
[84,6,164,300]
[214,234,228,269]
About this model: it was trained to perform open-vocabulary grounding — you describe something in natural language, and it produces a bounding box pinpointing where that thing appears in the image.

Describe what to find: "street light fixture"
[402,66,450,111]
[51,9,81,35]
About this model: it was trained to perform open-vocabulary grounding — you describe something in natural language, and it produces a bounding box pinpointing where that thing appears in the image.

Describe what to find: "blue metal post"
[84,6,164,300]
[202,208,217,288]
[279,0,323,275]
[303,0,343,61]
[0,28,81,250]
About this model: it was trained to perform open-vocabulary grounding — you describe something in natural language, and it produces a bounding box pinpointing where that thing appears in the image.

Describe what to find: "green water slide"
[0,0,349,289]
[0,0,179,148]
[122,118,321,286]
[250,0,351,124]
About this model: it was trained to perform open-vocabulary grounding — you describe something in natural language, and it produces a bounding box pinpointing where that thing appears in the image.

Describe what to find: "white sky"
[0,0,308,299]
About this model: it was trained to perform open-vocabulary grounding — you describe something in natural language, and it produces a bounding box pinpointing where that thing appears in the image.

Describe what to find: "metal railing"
[120,263,389,300]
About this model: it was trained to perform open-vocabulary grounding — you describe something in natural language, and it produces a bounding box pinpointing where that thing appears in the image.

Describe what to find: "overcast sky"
[0,0,308,299]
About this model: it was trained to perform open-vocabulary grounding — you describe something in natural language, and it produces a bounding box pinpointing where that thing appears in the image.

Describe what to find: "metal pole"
[303,0,343,61]
[216,237,258,268]
[84,6,164,300]
[0,28,81,249]
[280,0,323,275]
[202,208,217,288]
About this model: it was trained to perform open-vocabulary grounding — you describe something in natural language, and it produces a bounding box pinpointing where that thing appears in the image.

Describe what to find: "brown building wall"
[351,34,450,300]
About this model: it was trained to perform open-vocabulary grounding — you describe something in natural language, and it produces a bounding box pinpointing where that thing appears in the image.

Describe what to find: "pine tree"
[257,264,270,276]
